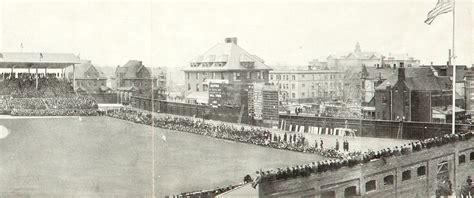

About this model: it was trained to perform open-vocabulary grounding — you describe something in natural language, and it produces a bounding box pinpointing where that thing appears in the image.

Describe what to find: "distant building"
[153,67,167,99]
[115,60,157,93]
[374,64,463,123]
[66,60,109,93]
[326,42,420,69]
[269,69,344,104]
[361,66,395,105]
[463,68,474,115]
[248,83,279,126]
[182,37,272,105]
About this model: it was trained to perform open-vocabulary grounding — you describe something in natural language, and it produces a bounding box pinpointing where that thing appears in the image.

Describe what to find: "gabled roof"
[117,60,154,78]
[0,52,80,68]
[375,67,451,91]
[66,60,107,79]
[346,52,380,60]
[183,40,272,72]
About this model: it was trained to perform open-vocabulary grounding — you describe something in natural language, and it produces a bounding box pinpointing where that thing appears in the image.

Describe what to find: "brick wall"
[258,139,474,197]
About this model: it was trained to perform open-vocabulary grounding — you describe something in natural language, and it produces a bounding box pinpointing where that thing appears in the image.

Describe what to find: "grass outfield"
[0,116,325,197]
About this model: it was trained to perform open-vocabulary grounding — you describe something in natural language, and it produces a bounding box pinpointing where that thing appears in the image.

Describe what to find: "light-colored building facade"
[269,69,344,104]
[182,37,272,105]
[326,42,420,69]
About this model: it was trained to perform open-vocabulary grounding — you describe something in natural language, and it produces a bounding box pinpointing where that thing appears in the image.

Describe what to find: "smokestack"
[398,63,405,82]
[225,37,238,44]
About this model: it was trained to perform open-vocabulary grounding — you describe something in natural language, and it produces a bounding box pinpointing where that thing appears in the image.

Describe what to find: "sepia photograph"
[0,0,473,197]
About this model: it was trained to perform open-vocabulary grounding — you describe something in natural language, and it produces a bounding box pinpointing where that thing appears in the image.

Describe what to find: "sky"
[0,0,472,69]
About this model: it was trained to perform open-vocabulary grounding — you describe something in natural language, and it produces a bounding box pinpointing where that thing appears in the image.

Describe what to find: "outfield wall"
[279,114,472,140]
[130,96,250,124]
[258,138,474,197]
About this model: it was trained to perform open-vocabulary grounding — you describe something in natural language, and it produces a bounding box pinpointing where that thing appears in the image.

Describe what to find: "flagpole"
[451,0,456,135]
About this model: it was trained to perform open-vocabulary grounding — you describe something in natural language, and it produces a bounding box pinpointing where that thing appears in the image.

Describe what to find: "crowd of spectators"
[11,109,98,116]
[0,73,75,98]
[0,72,99,116]
[253,132,473,183]
[107,109,350,159]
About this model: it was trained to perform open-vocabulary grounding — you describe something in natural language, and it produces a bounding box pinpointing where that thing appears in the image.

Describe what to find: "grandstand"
[0,52,98,116]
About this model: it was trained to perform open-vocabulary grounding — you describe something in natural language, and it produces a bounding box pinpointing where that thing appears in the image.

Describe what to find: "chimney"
[398,64,406,82]
[225,37,238,44]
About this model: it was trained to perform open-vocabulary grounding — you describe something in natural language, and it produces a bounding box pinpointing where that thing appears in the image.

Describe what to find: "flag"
[424,0,453,25]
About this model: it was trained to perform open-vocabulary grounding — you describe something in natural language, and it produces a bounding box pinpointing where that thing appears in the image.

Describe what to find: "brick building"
[183,37,272,105]
[115,60,157,93]
[374,64,462,122]
[66,60,109,93]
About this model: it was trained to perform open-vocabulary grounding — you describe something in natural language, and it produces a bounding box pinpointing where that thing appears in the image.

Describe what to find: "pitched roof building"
[374,64,463,123]
[325,43,420,69]
[66,60,109,93]
[115,60,157,93]
[183,37,272,105]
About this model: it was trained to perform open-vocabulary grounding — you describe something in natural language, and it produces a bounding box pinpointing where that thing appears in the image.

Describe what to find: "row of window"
[283,91,333,99]
[277,82,342,90]
[186,72,264,81]
[366,165,427,192]
[190,62,227,67]
[270,74,339,81]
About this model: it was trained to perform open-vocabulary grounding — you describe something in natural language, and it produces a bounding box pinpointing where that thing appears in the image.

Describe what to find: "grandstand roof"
[0,52,80,68]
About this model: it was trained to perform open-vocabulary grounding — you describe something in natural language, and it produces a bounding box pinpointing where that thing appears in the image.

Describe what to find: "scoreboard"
[208,83,225,108]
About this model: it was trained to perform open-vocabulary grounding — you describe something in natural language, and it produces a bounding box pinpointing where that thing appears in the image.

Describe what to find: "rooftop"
[183,38,272,72]
[0,52,80,68]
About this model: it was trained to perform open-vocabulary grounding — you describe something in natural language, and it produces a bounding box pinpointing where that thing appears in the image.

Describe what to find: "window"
[459,154,466,164]
[247,72,251,79]
[203,84,208,91]
[196,73,199,80]
[257,72,262,79]
[187,84,191,91]
[277,74,281,80]
[384,175,394,186]
[187,72,190,79]
[292,92,295,98]
[212,72,216,79]
[402,170,411,181]
[292,75,295,80]
[302,92,305,97]
[234,72,241,80]
[220,72,224,79]
[196,84,199,91]
[469,152,474,161]
[270,75,274,80]
[292,84,295,89]
[365,180,376,192]
[417,166,426,176]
